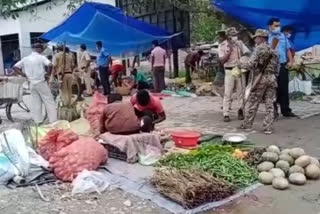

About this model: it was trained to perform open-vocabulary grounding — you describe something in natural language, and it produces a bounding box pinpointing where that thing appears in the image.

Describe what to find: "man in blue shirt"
[282,25,295,58]
[96,41,112,95]
[268,17,296,118]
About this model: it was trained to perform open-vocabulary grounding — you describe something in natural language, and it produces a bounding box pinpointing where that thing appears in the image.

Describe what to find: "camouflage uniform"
[239,43,279,132]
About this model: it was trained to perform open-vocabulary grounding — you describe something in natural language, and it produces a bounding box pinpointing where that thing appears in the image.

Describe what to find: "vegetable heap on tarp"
[158,145,258,188]
[151,168,235,209]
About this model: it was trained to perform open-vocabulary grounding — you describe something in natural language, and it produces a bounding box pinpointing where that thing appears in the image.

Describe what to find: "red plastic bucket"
[171,131,201,148]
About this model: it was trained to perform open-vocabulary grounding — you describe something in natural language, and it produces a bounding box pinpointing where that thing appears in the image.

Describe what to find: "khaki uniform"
[77,51,92,94]
[239,43,279,132]
[53,52,75,106]
[221,40,250,116]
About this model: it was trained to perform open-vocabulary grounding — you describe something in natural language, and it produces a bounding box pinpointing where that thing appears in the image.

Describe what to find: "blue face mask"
[272,27,281,34]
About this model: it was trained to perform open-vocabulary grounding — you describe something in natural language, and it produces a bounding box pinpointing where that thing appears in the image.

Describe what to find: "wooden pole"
[172,5,179,78]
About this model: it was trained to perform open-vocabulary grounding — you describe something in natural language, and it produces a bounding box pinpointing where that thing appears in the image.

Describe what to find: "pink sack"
[38,129,79,161]
[85,92,108,134]
[49,137,108,182]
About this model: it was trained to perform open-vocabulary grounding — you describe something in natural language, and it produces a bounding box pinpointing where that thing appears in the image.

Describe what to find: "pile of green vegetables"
[158,145,258,188]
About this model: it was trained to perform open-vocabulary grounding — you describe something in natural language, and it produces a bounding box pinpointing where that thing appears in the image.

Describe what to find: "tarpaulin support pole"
[172,5,179,78]
[173,50,179,78]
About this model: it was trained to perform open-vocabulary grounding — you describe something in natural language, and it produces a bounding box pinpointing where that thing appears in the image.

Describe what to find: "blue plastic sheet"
[212,0,320,51]
[41,2,177,57]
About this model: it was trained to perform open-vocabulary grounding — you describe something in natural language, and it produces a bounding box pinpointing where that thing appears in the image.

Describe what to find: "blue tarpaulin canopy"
[42,2,177,57]
[211,0,320,51]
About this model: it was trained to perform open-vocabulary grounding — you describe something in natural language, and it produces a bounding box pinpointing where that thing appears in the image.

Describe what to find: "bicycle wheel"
[6,103,14,122]
[19,93,48,124]
[17,101,30,112]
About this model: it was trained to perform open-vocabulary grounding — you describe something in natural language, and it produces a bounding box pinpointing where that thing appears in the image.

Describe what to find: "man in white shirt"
[77,44,92,96]
[13,43,57,124]
[151,40,167,92]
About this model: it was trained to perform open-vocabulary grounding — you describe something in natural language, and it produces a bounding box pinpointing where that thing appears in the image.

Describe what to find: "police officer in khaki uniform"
[52,46,75,106]
[222,27,250,122]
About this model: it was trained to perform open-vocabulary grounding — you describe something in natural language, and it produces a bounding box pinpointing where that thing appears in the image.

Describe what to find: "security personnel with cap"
[222,27,250,122]
[238,29,280,134]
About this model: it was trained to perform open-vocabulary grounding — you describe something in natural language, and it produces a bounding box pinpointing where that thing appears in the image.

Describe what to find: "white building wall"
[0,38,4,75]
[0,0,116,61]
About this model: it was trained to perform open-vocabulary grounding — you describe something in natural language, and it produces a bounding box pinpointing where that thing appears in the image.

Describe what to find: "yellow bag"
[231,67,241,77]
[30,120,71,147]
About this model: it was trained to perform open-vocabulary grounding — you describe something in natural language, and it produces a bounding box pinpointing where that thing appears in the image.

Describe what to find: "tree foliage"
[191,10,221,43]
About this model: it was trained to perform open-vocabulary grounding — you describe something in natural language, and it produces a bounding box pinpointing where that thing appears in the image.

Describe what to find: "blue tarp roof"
[42,2,176,57]
[212,0,320,51]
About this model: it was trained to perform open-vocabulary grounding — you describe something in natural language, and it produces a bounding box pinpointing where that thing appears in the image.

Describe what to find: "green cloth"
[135,72,147,82]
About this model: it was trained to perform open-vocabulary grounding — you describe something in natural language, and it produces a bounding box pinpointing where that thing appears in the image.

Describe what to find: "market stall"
[41,2,179,57]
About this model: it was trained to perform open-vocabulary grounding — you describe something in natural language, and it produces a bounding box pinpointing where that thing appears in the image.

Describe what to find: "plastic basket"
[104,144,127,161]
[0,77,26,102]
[171,131,201,148]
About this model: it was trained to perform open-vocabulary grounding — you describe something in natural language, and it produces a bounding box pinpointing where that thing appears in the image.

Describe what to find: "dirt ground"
[1,96,320,214]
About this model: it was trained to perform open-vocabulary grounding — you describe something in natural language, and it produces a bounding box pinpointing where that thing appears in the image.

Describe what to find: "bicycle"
[2,76,81,125]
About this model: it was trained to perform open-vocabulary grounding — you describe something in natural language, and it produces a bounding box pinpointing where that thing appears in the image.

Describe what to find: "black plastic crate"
[105,144,127,162]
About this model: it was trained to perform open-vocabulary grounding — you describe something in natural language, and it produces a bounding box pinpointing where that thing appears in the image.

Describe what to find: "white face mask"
[272,27,281,34]
[286,33,292,38]
[231,36,238,41]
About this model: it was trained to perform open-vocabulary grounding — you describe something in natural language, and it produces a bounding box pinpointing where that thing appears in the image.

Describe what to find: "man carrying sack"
[238,29,279,134]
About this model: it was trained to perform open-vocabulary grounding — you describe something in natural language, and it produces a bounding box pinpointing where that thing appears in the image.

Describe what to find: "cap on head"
[226,27,239,36]
[252,29,269,38]
[216,30,226,35]
[56,44,64,51]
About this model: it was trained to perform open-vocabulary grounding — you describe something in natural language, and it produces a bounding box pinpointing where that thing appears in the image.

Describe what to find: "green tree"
[191,11,221,43]
[170,0,222,43]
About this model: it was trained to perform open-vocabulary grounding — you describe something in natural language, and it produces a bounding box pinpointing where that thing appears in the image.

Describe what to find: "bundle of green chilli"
[158,145,258,188]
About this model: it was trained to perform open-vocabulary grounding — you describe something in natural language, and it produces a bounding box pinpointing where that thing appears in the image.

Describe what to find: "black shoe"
[238,109,244,120]
[224,116,231,122]
[283,112,297,118]
[239,124,253,132]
